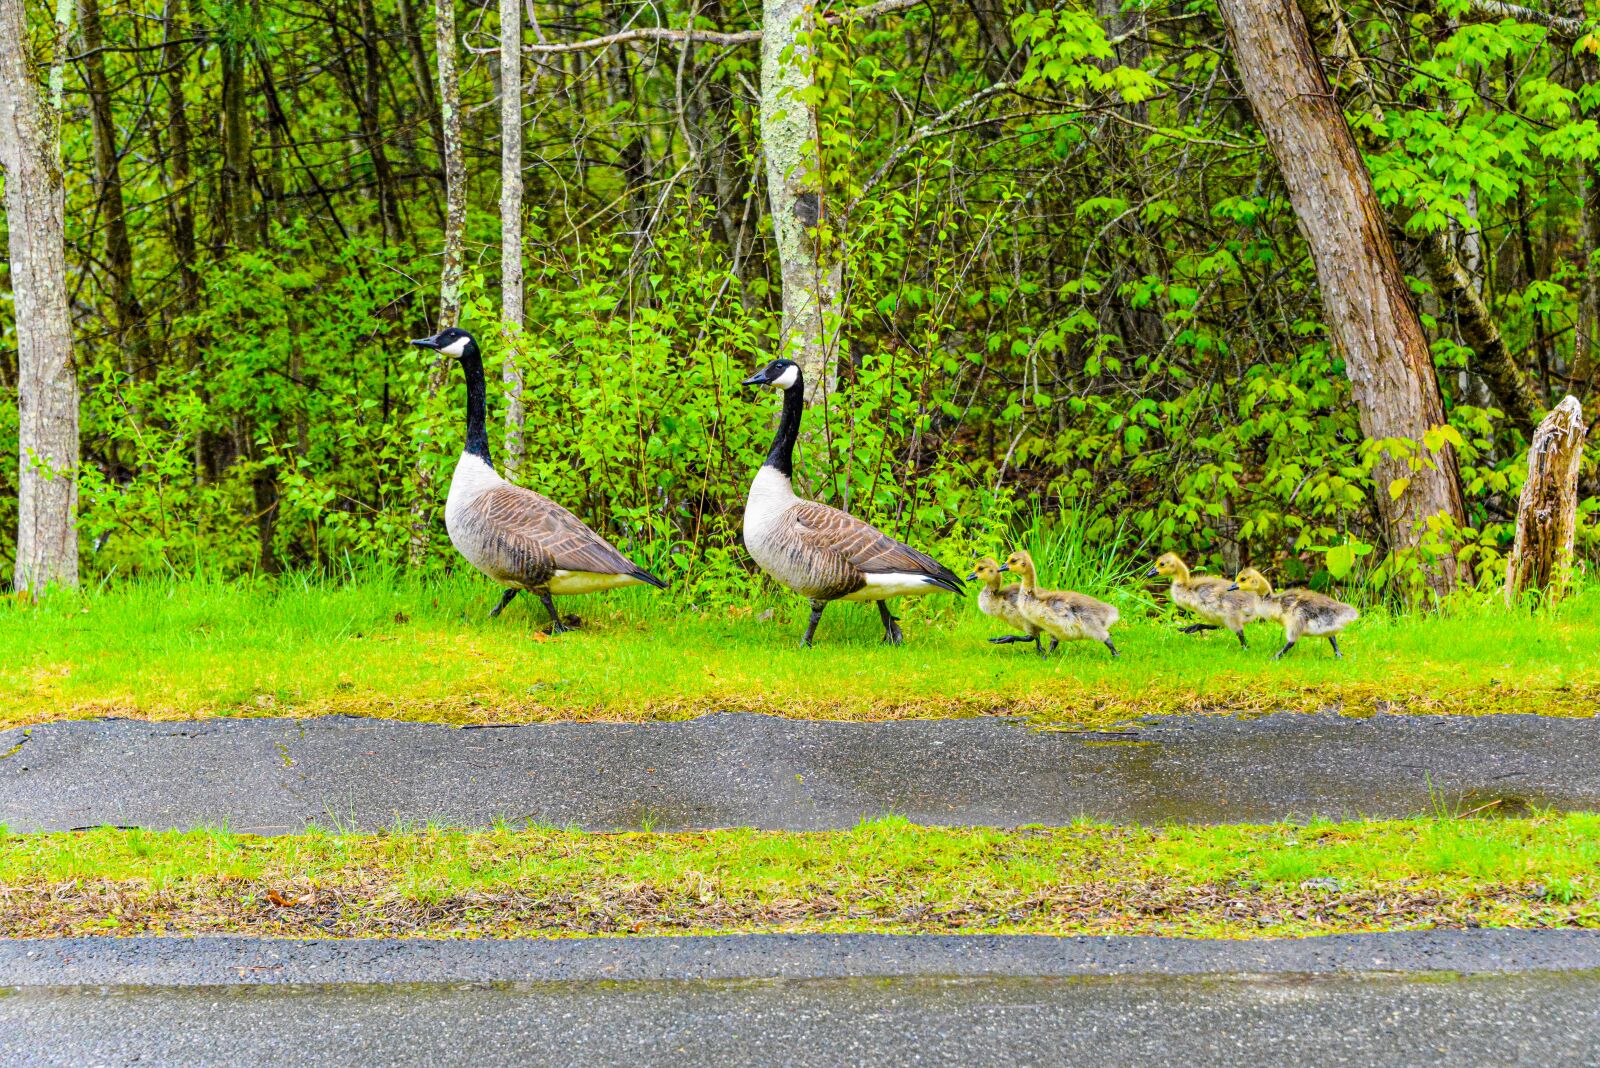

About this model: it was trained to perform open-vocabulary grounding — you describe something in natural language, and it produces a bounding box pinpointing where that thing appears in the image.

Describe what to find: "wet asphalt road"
[6,930,1600,986]
[4,968,1597,1068]
[1,711,1595,832]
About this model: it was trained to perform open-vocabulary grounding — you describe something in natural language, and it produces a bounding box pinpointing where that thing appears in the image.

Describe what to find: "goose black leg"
[801,600,826,647]
[1329,636,1343,659]
[988,634,1035,645]
[1273,640,1296,660]
[487,589,519,620]
[1180,624,1218,635]
[878,601,903,646]
[1048,637,1060,654]
[1234,629,1248,649]
[539,592,571,635]
[1103,640,1119,658]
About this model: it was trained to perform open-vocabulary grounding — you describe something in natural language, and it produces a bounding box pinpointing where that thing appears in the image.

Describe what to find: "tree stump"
[1505,396,1587,604]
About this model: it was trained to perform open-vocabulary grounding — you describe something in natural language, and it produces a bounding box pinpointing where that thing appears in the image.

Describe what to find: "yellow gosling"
[1231,568,1360,660]
[1146,551,1264,649]
[1000,550,1120,658]
[966,557,1042,650]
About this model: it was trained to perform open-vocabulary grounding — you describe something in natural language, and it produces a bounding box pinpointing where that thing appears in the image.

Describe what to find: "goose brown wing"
[790,501,964,593]
[474,485,660,584]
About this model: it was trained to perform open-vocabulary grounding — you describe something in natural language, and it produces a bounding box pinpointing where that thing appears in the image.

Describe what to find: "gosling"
[967,557,1045,650]
[1230,568,1359,659]
[1000,550,1120,657]
[1146,551,1263,649]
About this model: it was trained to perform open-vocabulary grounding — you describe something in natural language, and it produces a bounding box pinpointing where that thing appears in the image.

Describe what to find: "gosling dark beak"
[1144,567,1159,578]
[410,335,441,350]
[996,565,1009,573]
[1227,584,1240,592]
[964,572,978,582]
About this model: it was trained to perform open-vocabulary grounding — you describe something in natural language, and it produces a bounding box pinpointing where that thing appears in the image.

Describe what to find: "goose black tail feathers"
[631,568,670,590]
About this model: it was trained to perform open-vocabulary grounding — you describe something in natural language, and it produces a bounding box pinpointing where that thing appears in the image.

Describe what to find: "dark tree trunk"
[1217,0,1468,594]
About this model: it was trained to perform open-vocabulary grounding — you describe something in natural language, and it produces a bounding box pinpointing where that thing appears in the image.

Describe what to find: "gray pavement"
[3,930,1600,985]
[3,968,1596,1067]
[1,711,1595,832]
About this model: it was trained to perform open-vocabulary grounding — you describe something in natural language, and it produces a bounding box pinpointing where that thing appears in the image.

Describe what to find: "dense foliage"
[2,0,1598,599]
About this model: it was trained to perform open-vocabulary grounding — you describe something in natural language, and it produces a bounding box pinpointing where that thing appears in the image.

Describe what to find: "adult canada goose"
[740,358,964,646]
[967,557,1044,649]
[1000,549,1119,657]
[411,327,666,632]
[1230,568,1359,659]
[1146,551,1261,648]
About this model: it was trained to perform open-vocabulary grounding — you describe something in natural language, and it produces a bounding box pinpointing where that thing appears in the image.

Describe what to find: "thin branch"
[1462,0,1586,39]
[516,0,928,54]
[849,80,1015,211]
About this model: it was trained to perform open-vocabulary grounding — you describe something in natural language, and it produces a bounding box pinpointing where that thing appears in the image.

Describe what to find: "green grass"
[1,815,1595,938]
[1,570,1597,728]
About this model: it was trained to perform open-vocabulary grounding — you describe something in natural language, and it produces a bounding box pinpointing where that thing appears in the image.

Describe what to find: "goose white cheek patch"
[773,365,799,389]
[442,336,470,357]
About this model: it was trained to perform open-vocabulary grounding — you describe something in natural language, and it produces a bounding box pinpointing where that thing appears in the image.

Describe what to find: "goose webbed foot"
[801,600,826,648]
[488,589,519,620]
[878,602,903,645]
[1179,624,1217,635]
[539,592,573,635]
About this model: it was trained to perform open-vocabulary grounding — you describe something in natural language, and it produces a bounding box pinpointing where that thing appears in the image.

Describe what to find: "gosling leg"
[1234,628,1248,649]
[878,601,904,646]
[1048,637,1060,654]
[1180,624,1218,635]
[1329,635,1343,659]
[801,600,826,648]
[539,592,571,635]
[1103,639,1119,658]
[1273,640,1297,660]
[488,588,519,620]
[988,634,1035,645]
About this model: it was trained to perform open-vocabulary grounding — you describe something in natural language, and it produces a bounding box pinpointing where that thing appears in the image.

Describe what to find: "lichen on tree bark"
[1,0,80,592]
[760,0,841,402]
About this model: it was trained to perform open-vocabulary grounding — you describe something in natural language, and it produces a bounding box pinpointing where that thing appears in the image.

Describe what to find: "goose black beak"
[741,368,771,387]
[1144,567,1159,578]
[410,335,442,350]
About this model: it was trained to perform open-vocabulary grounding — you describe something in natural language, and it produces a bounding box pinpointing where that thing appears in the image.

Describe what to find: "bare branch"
[521,0,928,54]
[849,81,1016,211]
[1462,0,1586,40]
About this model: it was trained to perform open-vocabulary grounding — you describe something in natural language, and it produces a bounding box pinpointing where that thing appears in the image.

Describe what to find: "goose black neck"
[460,340,493,467]
[764,373,805,478]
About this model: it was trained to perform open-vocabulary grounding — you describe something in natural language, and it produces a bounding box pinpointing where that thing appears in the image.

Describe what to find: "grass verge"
[3,573,1598,728]
[1,815,1596,939]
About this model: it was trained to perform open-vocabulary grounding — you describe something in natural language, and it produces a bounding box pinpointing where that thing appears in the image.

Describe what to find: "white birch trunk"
[499,0,526,479]
[409,0,469,567]
[760,0,840,401]
[1,0,80,592]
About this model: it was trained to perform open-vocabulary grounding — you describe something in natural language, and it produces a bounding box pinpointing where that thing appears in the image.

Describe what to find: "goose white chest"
[742,465,798,570]
[444,451,506,577]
